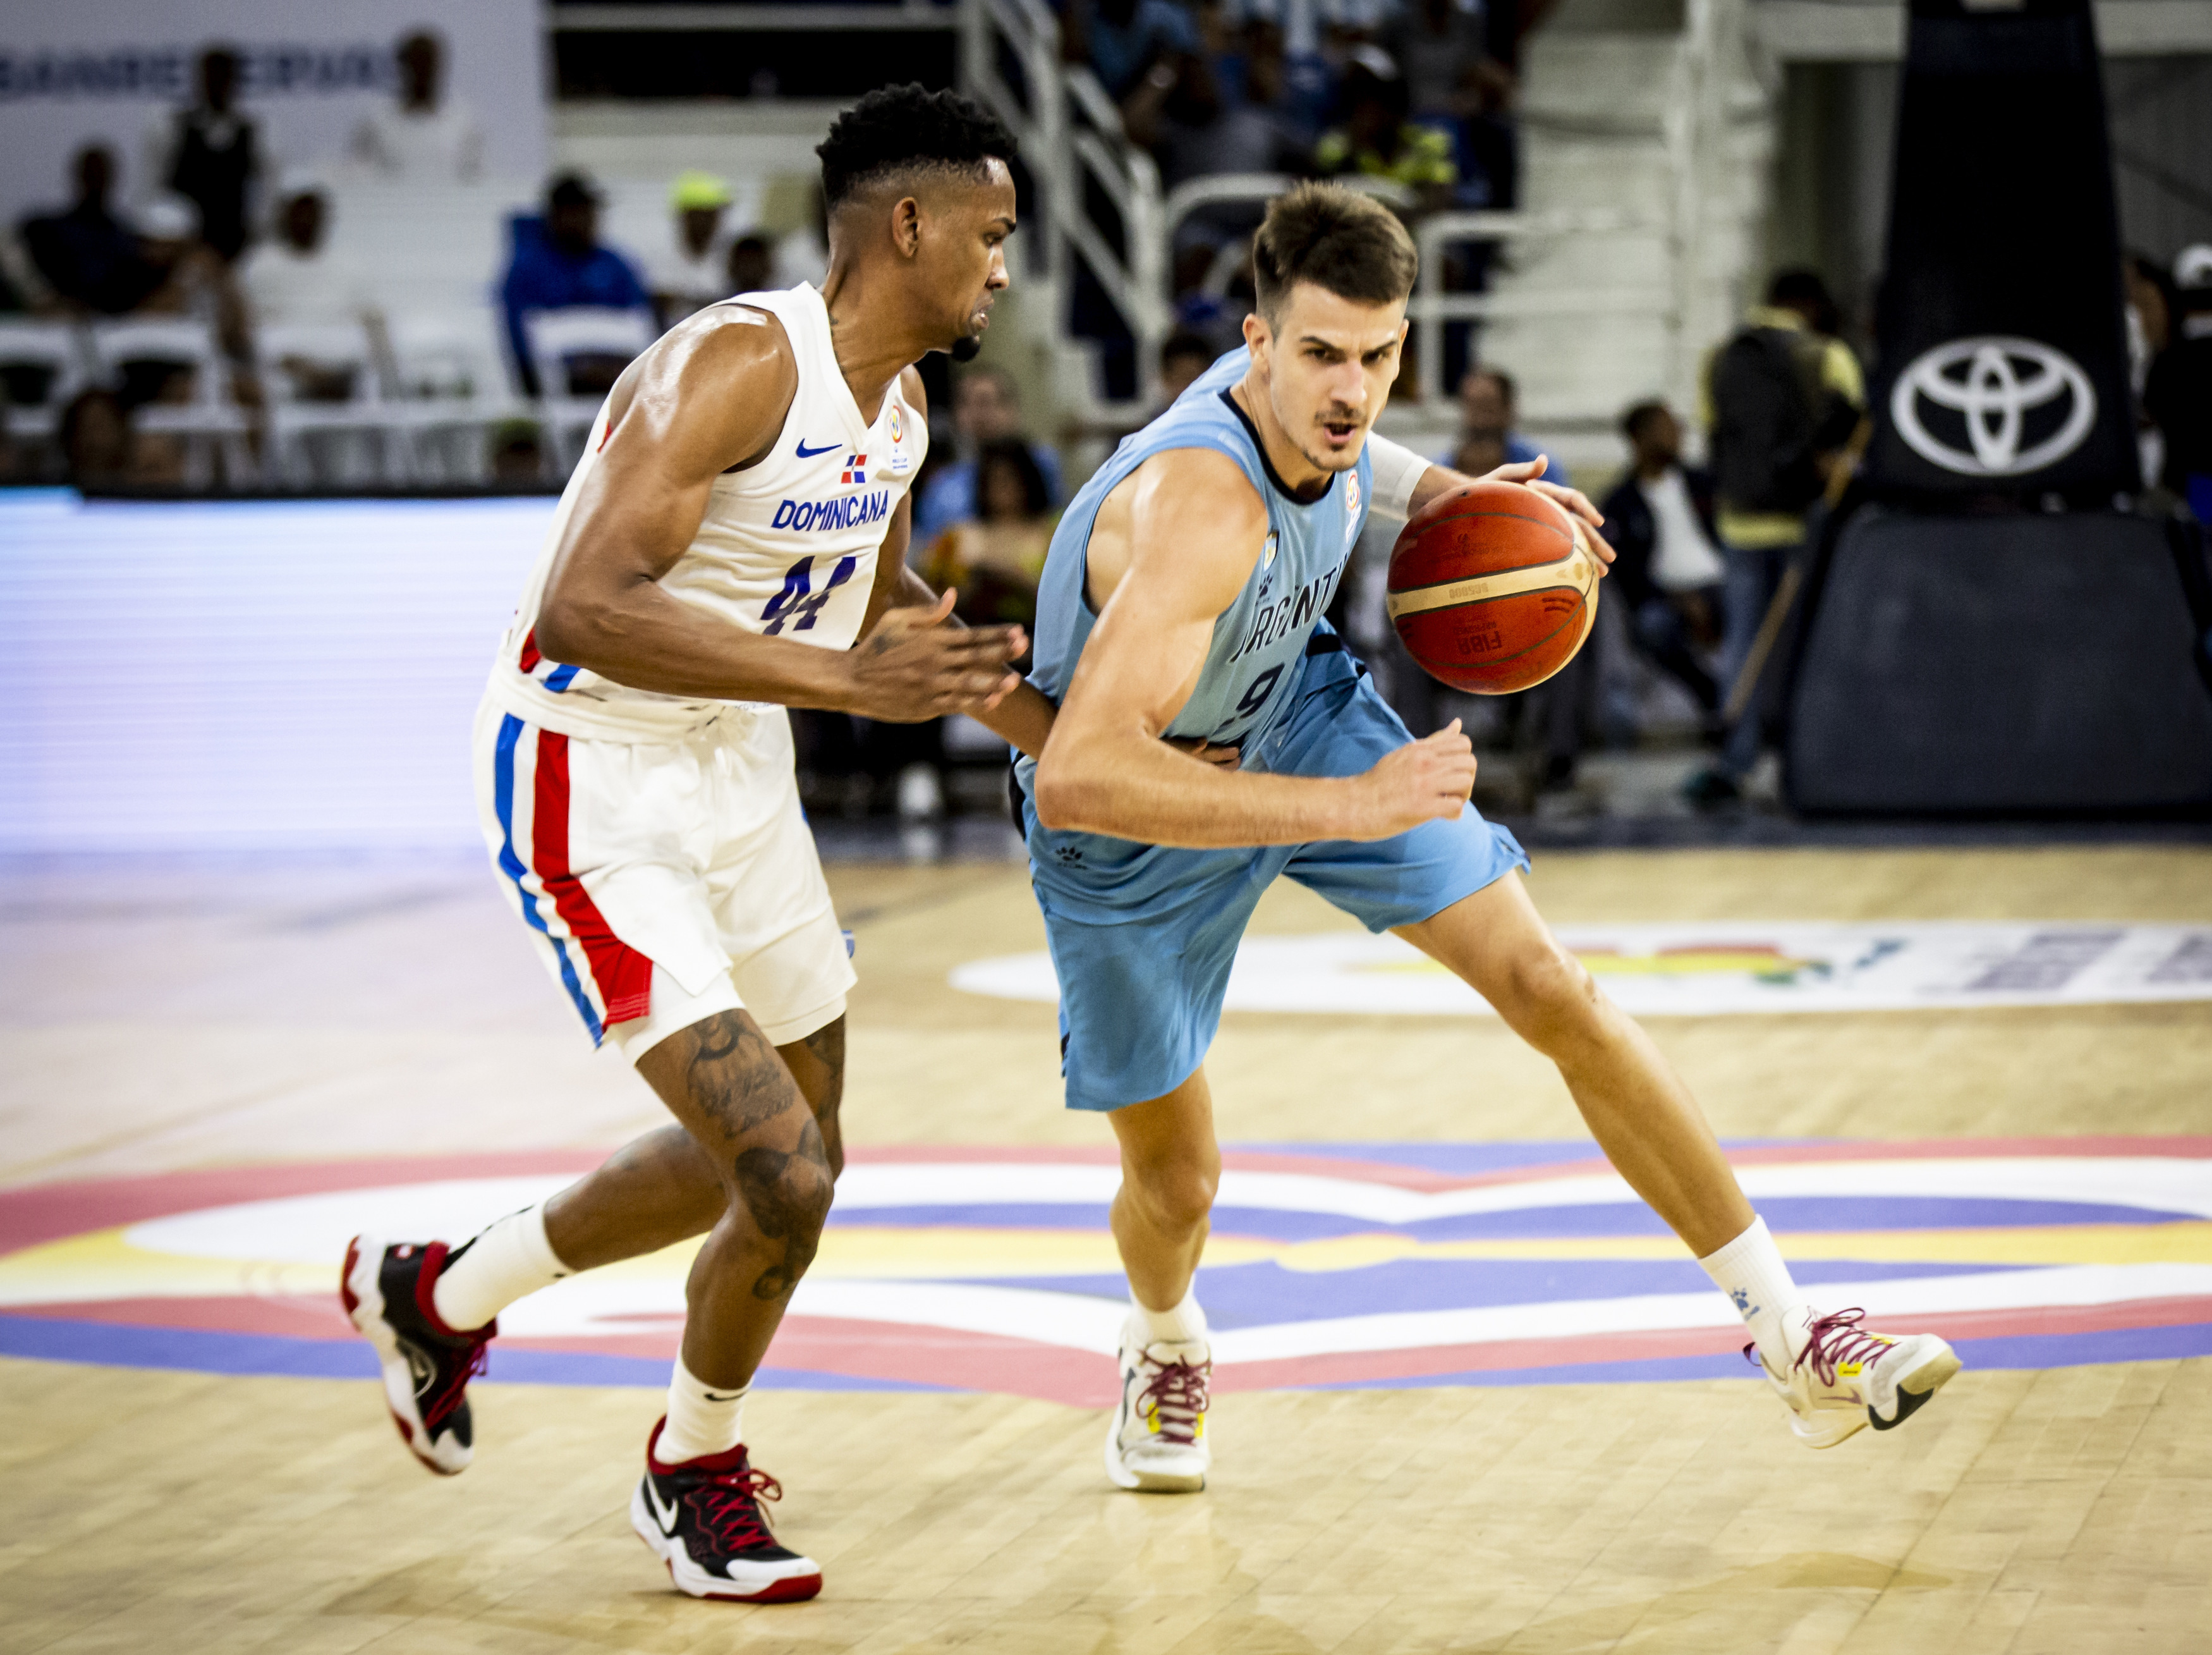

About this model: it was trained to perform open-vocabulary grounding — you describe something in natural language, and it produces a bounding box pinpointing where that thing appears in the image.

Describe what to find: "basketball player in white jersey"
[341,87,1048,1603]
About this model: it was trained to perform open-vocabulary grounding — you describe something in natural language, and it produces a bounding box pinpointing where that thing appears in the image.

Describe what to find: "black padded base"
[1784,508,2212,814]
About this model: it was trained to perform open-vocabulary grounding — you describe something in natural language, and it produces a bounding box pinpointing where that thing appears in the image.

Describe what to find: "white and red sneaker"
[1753,1306,1962,1449]
[340,1235,494,1475]
[630,1419,823,1603]
[1105,1315,1212,1492]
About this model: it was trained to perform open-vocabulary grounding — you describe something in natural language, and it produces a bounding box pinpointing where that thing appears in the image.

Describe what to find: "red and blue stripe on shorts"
[492,714,652,1042]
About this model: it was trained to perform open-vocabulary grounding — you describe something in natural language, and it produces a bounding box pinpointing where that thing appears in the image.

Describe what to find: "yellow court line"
[2,1221,2207,1304]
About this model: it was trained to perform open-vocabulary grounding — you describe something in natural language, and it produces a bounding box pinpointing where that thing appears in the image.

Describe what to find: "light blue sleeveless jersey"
[1022,346,1371,763]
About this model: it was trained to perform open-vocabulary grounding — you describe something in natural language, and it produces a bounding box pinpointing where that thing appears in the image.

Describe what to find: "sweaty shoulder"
[1090,445,1268,617]
[601,304,799,478]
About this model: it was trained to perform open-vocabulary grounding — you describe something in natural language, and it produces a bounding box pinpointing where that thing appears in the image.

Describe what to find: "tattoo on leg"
[798,1017,847,1176]
[684,1011,798,1141]
[734,1118,832,1302]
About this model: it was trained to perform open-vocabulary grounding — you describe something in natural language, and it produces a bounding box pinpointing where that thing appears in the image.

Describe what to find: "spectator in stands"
[237,173,370,327]
[647,171,736,327]
[499,172,652,397]
[2147,244,2212,524]
[1599,401,1725,730]
[18,145,164,317]
[772,185,831,291]
[912,367,1062,544]
[1122,42,1309,198]
[1445,367,1565,484]
[349,30,486,183]
[59,389,135,488]
[916,438,1056,631]
[1066,0,1201,99]
[149,46,260,264]
[1315,50,1455,214]
[727,233,775,296]
[236,173,375,405]
[2124,252,2175,490]
[1687,267,1863,806]
[1159,330,1218,406]
[135,193,246,349]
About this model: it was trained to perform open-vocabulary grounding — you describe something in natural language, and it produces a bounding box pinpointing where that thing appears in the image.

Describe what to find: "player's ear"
[892,195,923,259]
[1241,310,1270,365]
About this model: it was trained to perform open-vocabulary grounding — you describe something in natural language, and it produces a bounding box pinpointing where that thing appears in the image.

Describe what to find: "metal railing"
[1407,209,1674,417]
[961,0,1166,418]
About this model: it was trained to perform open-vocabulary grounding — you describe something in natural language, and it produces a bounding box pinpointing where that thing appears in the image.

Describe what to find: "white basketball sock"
[1131,1288,1208,1347]
[431,1203,571,1333]
[657,1356,748,1464]
[1698,1215,1808,1375]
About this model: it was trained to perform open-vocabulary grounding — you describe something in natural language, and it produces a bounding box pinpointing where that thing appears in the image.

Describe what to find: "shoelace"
[692,1463,785,1553]
[1792,1307,1890,1388]
[422,1334,490,1431]
[1137,1356,1211,1446]
[1739,1308,1890,1389]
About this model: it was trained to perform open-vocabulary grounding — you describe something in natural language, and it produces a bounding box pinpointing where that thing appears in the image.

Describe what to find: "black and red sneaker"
[629,1417,823,1602]
[339,1234,493,1476]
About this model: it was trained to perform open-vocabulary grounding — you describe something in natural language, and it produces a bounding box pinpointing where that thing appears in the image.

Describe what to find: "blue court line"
[0,1317,944,1393]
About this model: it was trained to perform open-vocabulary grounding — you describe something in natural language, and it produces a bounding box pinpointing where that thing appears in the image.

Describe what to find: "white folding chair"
[85,318,253,488]
[381,310,523,484]
[523,306,655,477]
[0,320,91,475]
[258,320,396,489]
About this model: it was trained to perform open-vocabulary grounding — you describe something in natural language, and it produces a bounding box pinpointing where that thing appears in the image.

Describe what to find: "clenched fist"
[1351,720,1478,839]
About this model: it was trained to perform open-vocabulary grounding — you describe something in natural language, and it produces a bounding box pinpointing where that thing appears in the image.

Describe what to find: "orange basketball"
[1385,479,1600,694]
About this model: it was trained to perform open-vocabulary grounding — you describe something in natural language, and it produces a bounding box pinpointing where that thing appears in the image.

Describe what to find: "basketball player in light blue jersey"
[1016,184,1960,1492]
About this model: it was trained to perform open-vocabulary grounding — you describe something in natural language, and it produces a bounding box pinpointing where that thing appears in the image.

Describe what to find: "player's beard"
[950,333,982,363]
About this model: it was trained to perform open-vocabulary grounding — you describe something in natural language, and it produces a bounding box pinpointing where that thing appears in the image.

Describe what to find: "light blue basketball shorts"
[1018,638,1529,1111]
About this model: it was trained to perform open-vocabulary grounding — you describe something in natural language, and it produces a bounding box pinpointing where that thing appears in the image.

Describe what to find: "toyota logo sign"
[1890,336,2097,478]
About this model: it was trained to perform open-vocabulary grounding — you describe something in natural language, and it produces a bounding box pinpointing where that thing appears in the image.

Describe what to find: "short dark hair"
[1162,329,1215,368]
[1461,365,1516,407]
[1620,399,1670,442]
[817,84,1018,209]
[1251,182,1418,322]
[976,437,1050,518]
[547,171,600,212]
[1766,268,1832,311]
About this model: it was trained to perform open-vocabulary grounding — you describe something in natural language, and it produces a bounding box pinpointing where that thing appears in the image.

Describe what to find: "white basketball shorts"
[471,693,853,1063]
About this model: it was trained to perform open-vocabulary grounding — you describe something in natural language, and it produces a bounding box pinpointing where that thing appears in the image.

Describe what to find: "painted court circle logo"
[1890,336,2096,477]
[953,922,2212,1018]
[1,1141,2206,1400]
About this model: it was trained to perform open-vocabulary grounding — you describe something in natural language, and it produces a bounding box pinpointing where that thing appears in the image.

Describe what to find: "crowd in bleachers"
[1061,0,1524,389]
[0,29,842,492]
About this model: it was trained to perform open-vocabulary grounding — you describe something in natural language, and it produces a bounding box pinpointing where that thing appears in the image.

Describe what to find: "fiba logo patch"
[1344,472,1361,527]
[887,404,912,474]
[1890,336,2096,477]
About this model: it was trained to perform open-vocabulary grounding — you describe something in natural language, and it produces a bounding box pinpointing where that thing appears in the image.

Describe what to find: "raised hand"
[1351,720,1479,839]
[1480,456,1614,574]
[846,589,1026,721]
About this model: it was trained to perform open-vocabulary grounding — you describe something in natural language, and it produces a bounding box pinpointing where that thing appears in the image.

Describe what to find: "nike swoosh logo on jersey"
[795,439,839,457]
[646,1476,681,1534]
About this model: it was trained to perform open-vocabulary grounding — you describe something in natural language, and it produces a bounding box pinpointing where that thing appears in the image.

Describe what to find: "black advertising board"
[1863,0,2139,498]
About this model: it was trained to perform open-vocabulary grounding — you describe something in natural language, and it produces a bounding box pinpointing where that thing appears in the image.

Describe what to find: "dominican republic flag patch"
[842,453,867,484]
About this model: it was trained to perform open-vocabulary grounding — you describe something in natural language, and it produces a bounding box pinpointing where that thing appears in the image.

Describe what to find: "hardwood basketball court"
[3,844,2208,1652]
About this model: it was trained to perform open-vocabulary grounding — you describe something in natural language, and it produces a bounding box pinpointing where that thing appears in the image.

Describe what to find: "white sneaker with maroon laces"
[1105,1313,1211,1492]
[629,1419,822,1602]
[1753,1305,1963,1449]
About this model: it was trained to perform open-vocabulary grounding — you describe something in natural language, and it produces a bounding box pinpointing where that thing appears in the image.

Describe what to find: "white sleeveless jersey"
[486,283,927,742]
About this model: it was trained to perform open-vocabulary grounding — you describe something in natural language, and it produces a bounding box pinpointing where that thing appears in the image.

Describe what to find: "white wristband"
[1363,432,1430,524]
